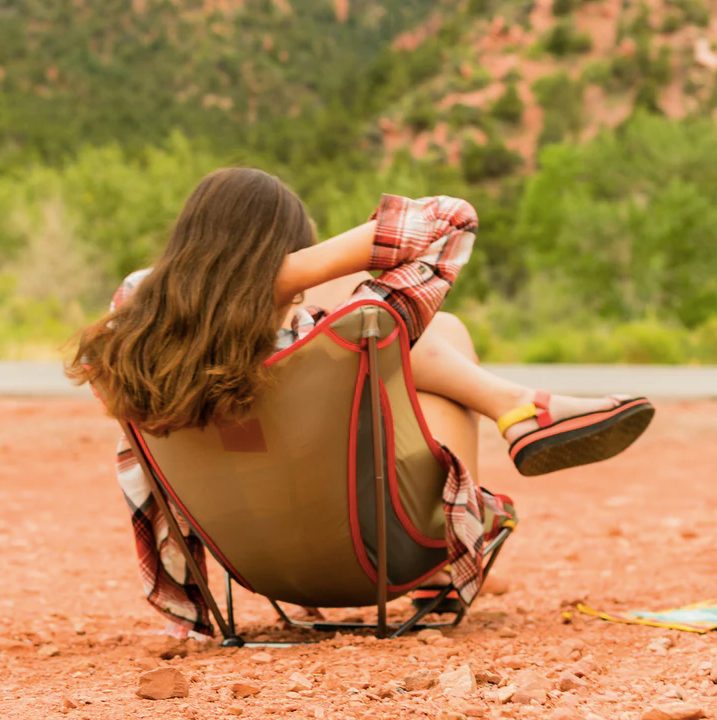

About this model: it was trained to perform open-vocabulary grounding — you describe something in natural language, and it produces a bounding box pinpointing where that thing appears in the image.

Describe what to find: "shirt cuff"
[367,194,427,272]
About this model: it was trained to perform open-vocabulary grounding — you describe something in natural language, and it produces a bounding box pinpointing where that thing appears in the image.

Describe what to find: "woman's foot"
[418,569,510,595]
[497,390,655,476]
[501,392,629,446]
[411,569,511,614]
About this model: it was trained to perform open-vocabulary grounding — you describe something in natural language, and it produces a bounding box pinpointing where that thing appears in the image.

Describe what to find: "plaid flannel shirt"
[112,194,511,636]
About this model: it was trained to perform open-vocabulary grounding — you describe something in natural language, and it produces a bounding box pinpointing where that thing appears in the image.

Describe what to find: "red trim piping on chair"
[129,424,254,592]
[267,299,406,366]
[323,327,363,352]
[320,326,401,353]
[377,327,400,349]
[346,357,376,582]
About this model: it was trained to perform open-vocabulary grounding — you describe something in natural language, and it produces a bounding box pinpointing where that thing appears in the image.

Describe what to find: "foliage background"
[1,0,715,362]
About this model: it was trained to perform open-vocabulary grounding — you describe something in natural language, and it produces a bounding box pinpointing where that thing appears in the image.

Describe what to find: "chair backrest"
[131,300,449,608]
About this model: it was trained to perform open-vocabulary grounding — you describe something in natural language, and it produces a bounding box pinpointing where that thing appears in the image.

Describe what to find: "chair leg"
[268,597,462,634]
[392,525,514,638]
[391,585,455,638]
[481,525,514,581]
[225,572,236,636]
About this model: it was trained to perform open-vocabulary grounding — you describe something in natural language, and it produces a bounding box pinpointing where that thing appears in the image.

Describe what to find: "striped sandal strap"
[497,390,553,437]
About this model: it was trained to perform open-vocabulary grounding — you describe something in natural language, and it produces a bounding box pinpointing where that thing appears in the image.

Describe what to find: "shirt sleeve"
[351,194,478,345]
[110,268,153,312]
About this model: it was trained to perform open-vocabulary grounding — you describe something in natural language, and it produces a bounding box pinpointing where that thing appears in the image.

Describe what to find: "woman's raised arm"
[274,220,377,307]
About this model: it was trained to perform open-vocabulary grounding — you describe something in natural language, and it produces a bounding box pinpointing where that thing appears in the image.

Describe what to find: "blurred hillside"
[375,0,717,173]
[0,0,437,166]
[1,0,716,362]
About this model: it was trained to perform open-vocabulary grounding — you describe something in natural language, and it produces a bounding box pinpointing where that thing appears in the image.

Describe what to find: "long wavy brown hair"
[66,168,315,436]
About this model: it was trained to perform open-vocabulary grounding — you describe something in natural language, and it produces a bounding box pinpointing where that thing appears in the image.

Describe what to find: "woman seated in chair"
[67,168,654,636]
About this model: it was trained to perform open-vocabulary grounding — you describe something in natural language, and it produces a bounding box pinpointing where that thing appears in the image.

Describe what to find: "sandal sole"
[411,588,461,615]
[511,398,655,477]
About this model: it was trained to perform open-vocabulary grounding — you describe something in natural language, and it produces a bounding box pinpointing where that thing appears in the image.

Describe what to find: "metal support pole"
[364,310,388,639]
[225,572,236,637]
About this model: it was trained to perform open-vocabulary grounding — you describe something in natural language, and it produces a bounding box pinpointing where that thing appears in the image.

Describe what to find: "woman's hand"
[274,220,376,307]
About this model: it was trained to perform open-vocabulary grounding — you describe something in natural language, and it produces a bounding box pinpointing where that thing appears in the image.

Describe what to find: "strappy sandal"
[497,390,655,477]
[411,563,462,615]
[410,586,462,615]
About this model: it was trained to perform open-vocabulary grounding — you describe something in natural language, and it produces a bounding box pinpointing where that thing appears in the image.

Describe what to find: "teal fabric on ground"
[633,605,717,628]
[577,599,717,633]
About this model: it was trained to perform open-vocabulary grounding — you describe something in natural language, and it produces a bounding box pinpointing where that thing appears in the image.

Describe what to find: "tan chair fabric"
[138,302,450,608]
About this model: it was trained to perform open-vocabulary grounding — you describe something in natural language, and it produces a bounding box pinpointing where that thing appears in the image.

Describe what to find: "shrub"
[672,0,710,27]
[693,317,717,362]
[467,0,492,15]
[533,73,583,134]
[405,97,437,133]
[571,32,594,54]
[446,66,492,93]
[542,21,593,56]
[447,103,484,130]
[629,2,653,37]
[660,11,682,33]
[523,333,572,363]
[461,141,488,183]
[650,45,673,85]
[582,61,611,85]
[538,112,567,149]
[490,84,525,125]
[552,0,577,17]
[461,139,522,182]
[603,43,671,94]
[519,2,536,29]
[517,112,717,336]
[634,79,663,113]
[480,142,523,178]
[609,55,640,90]
[613,321,686,364]
[683,74,702,96]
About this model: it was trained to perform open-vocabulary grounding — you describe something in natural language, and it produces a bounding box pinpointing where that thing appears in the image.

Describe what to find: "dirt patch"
[2,398,717,719]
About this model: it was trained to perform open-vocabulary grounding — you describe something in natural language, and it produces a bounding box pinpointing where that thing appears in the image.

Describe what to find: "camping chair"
[112,299,517,645]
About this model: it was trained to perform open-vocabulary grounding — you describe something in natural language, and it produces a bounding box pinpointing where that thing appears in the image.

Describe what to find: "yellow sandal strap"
[497,403,537,437]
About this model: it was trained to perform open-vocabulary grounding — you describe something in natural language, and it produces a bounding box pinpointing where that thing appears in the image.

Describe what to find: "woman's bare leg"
[300,273,625,445]
[412,390,510,594]
[415,390,477,588]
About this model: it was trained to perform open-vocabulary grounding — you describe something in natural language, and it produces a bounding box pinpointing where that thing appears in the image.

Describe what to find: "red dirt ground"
[2,398,717,720]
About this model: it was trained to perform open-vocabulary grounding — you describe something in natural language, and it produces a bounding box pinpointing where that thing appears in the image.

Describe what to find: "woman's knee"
[427,312,479,363]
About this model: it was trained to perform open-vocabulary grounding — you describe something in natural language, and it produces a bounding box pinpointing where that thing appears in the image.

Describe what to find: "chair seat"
[108,300,518,640]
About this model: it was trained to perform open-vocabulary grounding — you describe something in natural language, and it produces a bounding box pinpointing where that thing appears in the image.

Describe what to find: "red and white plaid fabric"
[111,194,511,635]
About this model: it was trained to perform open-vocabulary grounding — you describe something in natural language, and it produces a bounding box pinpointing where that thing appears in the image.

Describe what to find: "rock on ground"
[438,665,477,698]
[558,671,588,691]
[287,673,312,692]
[513,686,548,706]
[641,704,706,720]
[404,668,439,691]
[230,680,262,698]
[437,711,468,720]
[136,667,190,700]
[551,709,585,720]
